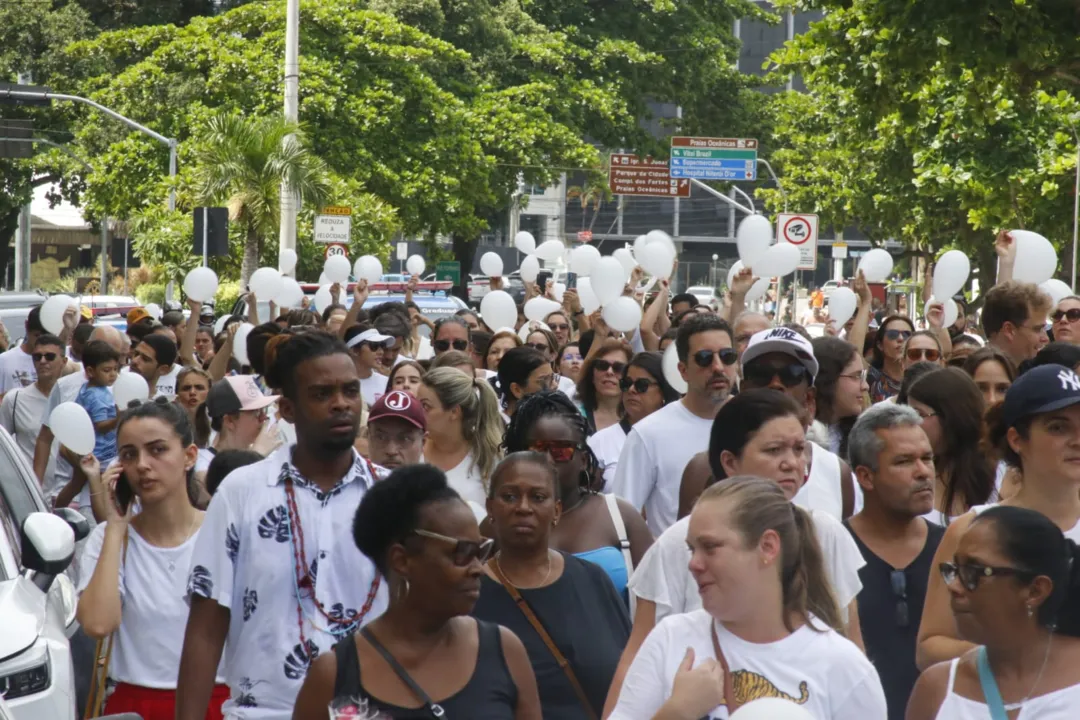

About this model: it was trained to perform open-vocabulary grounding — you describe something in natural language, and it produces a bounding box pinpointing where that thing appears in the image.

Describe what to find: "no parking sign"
[778,213,819,270]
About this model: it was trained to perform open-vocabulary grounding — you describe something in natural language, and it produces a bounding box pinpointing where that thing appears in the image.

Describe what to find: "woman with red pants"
[76,398,229,719]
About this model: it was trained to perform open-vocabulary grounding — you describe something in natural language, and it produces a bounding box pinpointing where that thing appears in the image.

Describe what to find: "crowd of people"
[7,234,1080,720]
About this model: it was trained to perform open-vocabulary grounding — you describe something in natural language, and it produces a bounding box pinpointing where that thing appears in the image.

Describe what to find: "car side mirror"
[52,506,90,542]
[20,512,75,591]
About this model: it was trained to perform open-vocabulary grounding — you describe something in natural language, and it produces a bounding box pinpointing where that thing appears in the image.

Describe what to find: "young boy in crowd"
[75,340,122,466]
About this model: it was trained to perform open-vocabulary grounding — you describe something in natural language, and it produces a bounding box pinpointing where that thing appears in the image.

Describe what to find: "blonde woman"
[417,367,505,505]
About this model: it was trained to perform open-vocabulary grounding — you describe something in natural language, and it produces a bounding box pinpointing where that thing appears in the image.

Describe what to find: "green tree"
[566,174,613,232]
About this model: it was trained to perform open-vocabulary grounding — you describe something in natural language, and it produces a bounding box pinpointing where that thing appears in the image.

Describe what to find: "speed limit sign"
[325,243,348,259]
[778,213,819,270]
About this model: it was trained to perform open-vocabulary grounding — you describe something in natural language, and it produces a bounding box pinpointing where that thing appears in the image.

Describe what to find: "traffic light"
[0,83,51,107]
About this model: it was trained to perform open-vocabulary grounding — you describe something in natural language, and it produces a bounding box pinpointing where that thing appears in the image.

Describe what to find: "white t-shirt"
[557,374,577,400]
[196,447,215,474]
[629,511,864,625]
[609,609,887,720]
[155,364,180,398]
[443,452,487,506]
[792,442,845,521]
[360,372,388,408]
[588,421,627,492]
[0,383,50,467]
[0,346,35,394]
[611,400,714,535]
[76,522,225,688]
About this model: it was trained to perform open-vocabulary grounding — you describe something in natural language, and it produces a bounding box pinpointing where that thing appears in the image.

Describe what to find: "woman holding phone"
[76,398,228,720]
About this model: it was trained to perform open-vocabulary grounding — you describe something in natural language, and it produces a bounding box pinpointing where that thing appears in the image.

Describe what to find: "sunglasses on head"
[906,347,941,362]
[939,561,1035,592]
[693,348,738,368]
[620,377,659,394]
[434,339,469,353]
[1052,308,1080,323]
[529,439,582,463]
[742,363,809,388]
[884,329,912,342]
[32,352,58,363]
[593,359,626,374]
[413,529,494,566]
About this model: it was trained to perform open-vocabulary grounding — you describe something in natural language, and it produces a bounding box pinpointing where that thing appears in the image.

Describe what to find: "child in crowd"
[75,340,122,466]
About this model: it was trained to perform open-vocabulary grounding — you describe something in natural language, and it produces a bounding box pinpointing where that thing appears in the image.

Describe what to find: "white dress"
[935,658,1080,719]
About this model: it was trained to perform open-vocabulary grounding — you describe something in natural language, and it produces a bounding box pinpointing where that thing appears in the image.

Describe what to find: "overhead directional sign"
[668,137,757,181]
[777,213,819,270]
[608,153,691,197]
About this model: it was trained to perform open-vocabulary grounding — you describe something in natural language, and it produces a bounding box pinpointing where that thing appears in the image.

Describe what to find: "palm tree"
[193,113,330,285]
[565,176,613,232]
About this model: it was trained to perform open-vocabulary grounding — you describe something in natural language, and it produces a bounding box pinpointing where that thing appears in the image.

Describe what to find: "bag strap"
[976,647,1011,720]
[83,528,129,719]
[602,493,633,574]
[487,558,598,720]
[359,627,446,719]
[710,621,739,715]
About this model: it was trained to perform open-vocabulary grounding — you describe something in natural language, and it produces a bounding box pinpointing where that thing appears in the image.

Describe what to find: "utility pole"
[279,0,300,275]
[14,73,32,291]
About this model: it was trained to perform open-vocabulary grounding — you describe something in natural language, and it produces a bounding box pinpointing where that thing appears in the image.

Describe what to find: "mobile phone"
[115,471,134,515]
[536,271,552,292]
[565,272,578,290]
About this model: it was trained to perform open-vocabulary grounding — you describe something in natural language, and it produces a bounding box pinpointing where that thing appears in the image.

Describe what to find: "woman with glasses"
[1049,295,1080,344]
[557,342,583,384]
[916,364,1080,671]
[487,329,523,372]
[903,330,945,370]
[905,368,995,525]
[293,464,543,720]
[417,367,504,506]
[868,315,916,402]
[471,452,631,720]
[432,315,472,357]
[588,352,681,489]
[524,326,559,363]
[575,339,633,434]
[503,390,653,605]
[907,506,1080,719]
[811,336,870,458]
[386,359,424,397]
[498,347,559,418]
[544,310,573,348]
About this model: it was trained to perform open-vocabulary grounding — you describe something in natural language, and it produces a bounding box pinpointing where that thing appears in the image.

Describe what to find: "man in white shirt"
[0,333,66,472]
[0,305,45,397]
[127,334,178,399]
[611,314,737,535]
[344,323,391,407]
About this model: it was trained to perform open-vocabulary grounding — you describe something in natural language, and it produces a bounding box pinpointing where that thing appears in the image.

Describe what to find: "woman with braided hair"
[502,390,653,603]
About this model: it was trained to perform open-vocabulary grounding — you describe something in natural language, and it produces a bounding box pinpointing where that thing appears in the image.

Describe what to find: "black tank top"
[332,619,517,719]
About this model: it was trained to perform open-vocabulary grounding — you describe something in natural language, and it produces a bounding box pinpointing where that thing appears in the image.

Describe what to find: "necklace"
[495,550,553,589]
[560,493,589,516]
[1001,634,1053,711]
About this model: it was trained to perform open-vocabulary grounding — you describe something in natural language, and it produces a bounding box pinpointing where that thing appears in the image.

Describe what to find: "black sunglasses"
[434,339,469,353]
[884,329,912,342]
[693,348,738,368]
[620,377,659,394]
[549,322,570,332]
[891,570,909,628]
[413,529,495,567]
[526,343,550,353]
[1052,308,1080,323]
[594,359,627,374]
[742,363,809,388]
[939,561,1035,592]
[32,352,59,363]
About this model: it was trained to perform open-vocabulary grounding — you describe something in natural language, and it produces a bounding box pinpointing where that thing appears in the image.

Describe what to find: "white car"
[685,285,721,311]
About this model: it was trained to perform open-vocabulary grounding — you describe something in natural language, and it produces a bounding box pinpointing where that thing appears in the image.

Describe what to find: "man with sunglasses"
[844,403,944,720]
[612,314,736,535]
[0,333,66,470]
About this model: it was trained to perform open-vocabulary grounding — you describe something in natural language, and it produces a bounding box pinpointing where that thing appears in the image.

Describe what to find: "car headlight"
[0,651,51,699]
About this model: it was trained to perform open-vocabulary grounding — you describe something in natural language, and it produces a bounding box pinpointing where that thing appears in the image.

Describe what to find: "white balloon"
[745,277,770,303]
[828,287,858,326]
[113,372,149,410]
[552,282,566,303]
[727,260,745,288]
[662,341,688,394]
[519,255,541,283]
[933,250,970,299]
[1011,230,1058,284]
[480,252,504,278]
[233,322,255,366]
[858,248,894,283]
[518,320,552,342]
[570,245,601,275]
[144,303,162,320]
[406,255,426,276]
[925,298,959,328]
[214,314,231,335]
[729,697,817,720]
[638,241,676,279]
[323,254,351,284]
[40,295,77,335]
[183,267,219,303]
[577,277,601,314]
[591,257,629,304]
[613,248,637,275]
[318,272,331,285]
[480,291,518,331]
[632,234,650,257]
[249,267,283,300]
[645,229,676,256]
[754,243,801,278]
[279,249,298,274]
[49,402,95,456]
[533,240,566,262]
[736,214,773,267]
[353,255,383,284]
[602,296,642,332]
[524,297,561,323]
[274,277,305,308]
[514,231,536,255]
[313,284,334,312]
[1041,278,1074,307]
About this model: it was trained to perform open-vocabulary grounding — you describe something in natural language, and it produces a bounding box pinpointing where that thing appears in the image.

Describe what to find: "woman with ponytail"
[608,476,886,720]
[908,506,1080,718]
[417,367,505,505]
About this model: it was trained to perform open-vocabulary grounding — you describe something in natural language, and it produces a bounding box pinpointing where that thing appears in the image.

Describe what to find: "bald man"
[732,311,771,363]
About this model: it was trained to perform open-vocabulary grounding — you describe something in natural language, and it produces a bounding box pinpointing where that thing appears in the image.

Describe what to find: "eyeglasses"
[906,348,941,362]
[31,352,58,363]
[361,341,390,352]
[884,329,912,342]
[412,529,495,567]
[947,357,968,368]
[529,439,583,463]
[526,343,550,353]
[594,359,626,374]
[742,363,809,388]
[434,339,469,353]
[839,369,867,383]
[692,348,738,368]
[1052,308,1080,323]
[891,570,909,627]
[620,377,659,394]
[549,323,570,332]
[939,561,1035,592]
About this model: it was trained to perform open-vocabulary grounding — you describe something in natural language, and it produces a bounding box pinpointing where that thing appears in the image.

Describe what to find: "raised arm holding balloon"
[640,279,671,351]
[994,229,1017,285]
[845,270,873,356]
[179,299,202,368]
[206,322,239,383]
[722,267,756,324]
[924,300,954,357]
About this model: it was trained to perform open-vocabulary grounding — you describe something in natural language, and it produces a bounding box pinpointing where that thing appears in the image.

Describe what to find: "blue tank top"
[574,546,628,602]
